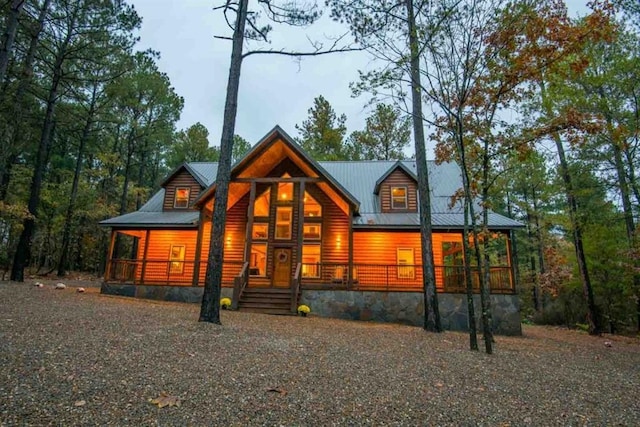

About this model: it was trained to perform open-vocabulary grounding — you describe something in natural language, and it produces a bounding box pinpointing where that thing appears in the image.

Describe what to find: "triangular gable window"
[304,192,322,217]
[254,188,271,217]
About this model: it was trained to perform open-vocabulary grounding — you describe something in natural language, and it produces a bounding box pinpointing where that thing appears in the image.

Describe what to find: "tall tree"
[166,122,218,169]
[11,0,141,281]
[347,103,410,160]
[232,134,251,162]
[199,0,356,324]
[296,95,348,160]
[327,0,443,334]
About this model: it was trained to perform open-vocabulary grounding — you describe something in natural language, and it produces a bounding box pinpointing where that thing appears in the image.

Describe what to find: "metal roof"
[101,140,521,229]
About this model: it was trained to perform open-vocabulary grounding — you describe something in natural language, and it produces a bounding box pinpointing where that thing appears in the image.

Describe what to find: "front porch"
[104,258,516,294]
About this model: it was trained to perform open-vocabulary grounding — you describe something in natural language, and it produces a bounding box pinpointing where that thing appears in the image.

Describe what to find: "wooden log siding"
[198,193,249,287]
[379,169,418,213]
[134,229,199,284]
[301,183,350,284]
[163,169,202,211]
[353,231,423,289]
[352,231,486,290]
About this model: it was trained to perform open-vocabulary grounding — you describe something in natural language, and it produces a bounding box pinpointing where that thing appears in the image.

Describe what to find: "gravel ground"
[1,281,639,426]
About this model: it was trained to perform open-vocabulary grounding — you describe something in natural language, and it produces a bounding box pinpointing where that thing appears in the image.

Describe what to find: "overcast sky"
[128,0,591,149]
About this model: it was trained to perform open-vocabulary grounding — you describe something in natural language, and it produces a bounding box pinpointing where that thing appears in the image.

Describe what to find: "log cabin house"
[101,126,523,334]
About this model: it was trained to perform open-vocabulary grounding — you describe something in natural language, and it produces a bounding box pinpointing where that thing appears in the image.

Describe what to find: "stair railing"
[232,262,249,310]
[290,262,302,314]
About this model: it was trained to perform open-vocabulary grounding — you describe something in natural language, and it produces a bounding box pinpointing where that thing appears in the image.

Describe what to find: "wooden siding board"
[163,170,203,211]
[379,169,418,213]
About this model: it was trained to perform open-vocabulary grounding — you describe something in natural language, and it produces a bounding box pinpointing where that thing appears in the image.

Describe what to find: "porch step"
[237,288,296,315]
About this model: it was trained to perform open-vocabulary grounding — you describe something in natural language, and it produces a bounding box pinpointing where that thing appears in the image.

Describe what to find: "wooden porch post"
[104,230,117,281]
[139,229,150,285]
[243,181,256,271]
[508,230,517,292]
[297,181,305,276]
[192,210,205,286]
[348,206,354,289]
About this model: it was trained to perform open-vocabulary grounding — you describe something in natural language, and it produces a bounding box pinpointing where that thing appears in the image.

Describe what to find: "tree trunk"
[463,200,479,351]
[406,0,441,333]
[57,84,97,277]
[0,0,50,201]
[0,0,24,86]
[199,0,248,324]
[539,80,599,334]
[11,22,72,281]
[611,132,640,332]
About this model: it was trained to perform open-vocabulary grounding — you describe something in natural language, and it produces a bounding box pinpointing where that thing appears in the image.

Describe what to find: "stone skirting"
[100,283,233,304]
[101,283,521,335]
[300,290,521,335]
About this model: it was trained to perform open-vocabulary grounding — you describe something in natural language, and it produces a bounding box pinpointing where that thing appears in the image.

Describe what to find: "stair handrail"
[290,262,302,314]
[232,262,249,310]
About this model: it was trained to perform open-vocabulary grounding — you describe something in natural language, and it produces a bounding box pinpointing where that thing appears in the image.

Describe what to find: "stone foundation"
[101,283,521,335]
[300,290,521,335]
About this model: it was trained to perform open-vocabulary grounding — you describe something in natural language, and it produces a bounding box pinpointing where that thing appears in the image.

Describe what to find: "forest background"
[0,0,639,334]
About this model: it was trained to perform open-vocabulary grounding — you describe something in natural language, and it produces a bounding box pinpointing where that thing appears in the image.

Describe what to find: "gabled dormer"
[161,163,209,211]
[374,161,418,213]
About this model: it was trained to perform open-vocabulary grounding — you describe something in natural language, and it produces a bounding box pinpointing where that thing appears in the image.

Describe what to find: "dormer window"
[391,187,407,210]
[174,187,190,208]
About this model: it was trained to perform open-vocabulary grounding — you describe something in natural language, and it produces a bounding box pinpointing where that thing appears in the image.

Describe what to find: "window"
[169,245,186,274]
[249,243,267,276]
[304,192,322,217]
[252,223,268,240]
[275,207,292,239]
[391,187,407,210]
[278,181,293,202]
[301,245,320,278]
[174,188,190,208]
[397,248,415,279]
[303,224,321,240]
[253,188,271,217]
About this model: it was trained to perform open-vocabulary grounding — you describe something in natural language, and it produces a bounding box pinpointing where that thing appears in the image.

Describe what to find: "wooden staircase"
[237,288,295,315]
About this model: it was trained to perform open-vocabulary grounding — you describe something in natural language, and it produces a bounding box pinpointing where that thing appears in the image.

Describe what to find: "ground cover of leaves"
[0,281,638,426]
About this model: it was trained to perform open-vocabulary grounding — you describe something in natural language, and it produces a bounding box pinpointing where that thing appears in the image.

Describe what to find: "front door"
[272,248,292,288]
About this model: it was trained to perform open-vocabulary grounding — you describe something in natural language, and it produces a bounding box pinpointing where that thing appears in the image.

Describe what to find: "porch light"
[336,235,342,249]
[225,234,232,247]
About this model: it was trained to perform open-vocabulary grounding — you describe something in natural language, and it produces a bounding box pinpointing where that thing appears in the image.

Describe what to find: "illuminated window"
[253,188,271,217]
[252,223,268,240]
[397,247,415,279]
[249,243,267,276]
[303,224,321,240]
[391,187,407,209]
[301,245,320,278]
[304,192,322,217]
[174,188,190,208]
[169,245,186,274]
[275,207,292,239]
[278,181,293,202]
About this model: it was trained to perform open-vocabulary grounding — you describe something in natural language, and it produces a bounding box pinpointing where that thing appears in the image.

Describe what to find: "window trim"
[390,186,408,210]
[303,223,322,240]
[396,247,415,279]
[174,187,191,209]
[275,206,293,240]
[169,244,186,274]
[301,244,321,278]
[251,223,269,240]
[249,242,268,277]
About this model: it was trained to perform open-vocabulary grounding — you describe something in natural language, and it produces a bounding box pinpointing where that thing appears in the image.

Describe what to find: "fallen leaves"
[266,387,288,396]
[149,392,180,408]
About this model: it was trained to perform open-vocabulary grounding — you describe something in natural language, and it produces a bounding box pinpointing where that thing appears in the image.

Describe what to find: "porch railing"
[291,263,302,314]
[105,259,514,294]
[231,262,249,310]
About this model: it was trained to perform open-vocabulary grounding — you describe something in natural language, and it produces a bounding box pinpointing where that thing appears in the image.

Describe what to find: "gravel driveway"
[1,281,638,426]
